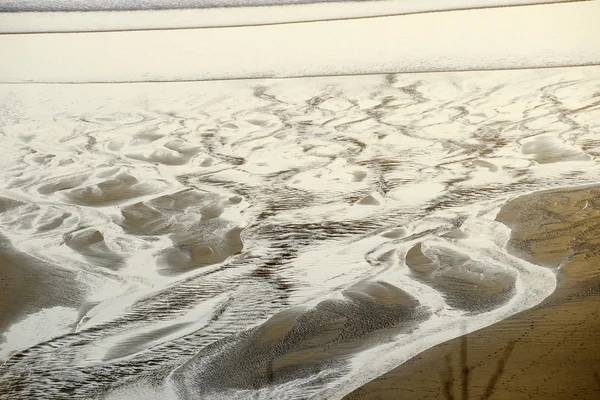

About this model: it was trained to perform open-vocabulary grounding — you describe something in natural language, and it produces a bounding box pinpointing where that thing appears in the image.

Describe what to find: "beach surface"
[1,0,600,395]
[0,65,599,399]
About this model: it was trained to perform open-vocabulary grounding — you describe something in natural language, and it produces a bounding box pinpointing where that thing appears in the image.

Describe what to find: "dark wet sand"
[345,185,600,400]
[0,233,85,347]
[0,196,84,355]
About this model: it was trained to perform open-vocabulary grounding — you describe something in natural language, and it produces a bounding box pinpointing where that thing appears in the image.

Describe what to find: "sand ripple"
[0,66,599,399]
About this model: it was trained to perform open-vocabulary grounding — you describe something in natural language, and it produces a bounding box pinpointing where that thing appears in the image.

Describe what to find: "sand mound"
[119,188,246,274]
[64,171,159,206]
[65,228,125,270]
[406,243,516,312]
[170,280,428,397]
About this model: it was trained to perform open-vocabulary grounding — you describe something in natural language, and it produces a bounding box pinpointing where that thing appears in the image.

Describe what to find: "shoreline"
[1,64,598,398]
[1,1,599,83]
[1,63,599,86]
[345,185,600,399]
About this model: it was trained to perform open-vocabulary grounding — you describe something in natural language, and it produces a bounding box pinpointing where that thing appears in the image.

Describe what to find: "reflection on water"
[0,66,599,399]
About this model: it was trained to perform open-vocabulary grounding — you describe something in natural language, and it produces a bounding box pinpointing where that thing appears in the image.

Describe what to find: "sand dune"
[119,189,247,274]
[170,280,428,399]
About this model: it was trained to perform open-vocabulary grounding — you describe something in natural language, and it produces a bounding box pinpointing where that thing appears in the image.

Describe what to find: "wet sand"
[0,232,85,354]
[345,185,600,399]
[170,280,430,399]
[1,67,599,399]
[0,198,84,338]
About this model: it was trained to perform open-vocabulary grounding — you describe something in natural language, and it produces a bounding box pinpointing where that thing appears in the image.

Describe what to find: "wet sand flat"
[345,185,600,399]
[1,66,599,399]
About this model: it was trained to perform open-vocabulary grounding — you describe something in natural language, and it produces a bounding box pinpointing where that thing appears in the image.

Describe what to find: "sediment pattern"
[0,66,599,399]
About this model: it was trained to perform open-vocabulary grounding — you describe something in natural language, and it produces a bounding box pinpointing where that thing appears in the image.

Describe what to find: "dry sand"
[345,185,600,399]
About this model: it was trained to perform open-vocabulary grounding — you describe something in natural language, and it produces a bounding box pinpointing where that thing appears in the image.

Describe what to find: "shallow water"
[0,0,567,12]
[0,66,599,399]
[0,0,569,33]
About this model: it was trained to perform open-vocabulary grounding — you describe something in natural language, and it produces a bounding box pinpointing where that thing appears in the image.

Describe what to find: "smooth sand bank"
[345,185,600,399]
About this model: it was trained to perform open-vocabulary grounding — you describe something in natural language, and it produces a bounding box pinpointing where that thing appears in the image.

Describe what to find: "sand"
[170,280,429,399]
[345,185,600,399]
[1,66,599,399]
[0,231,85,352]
